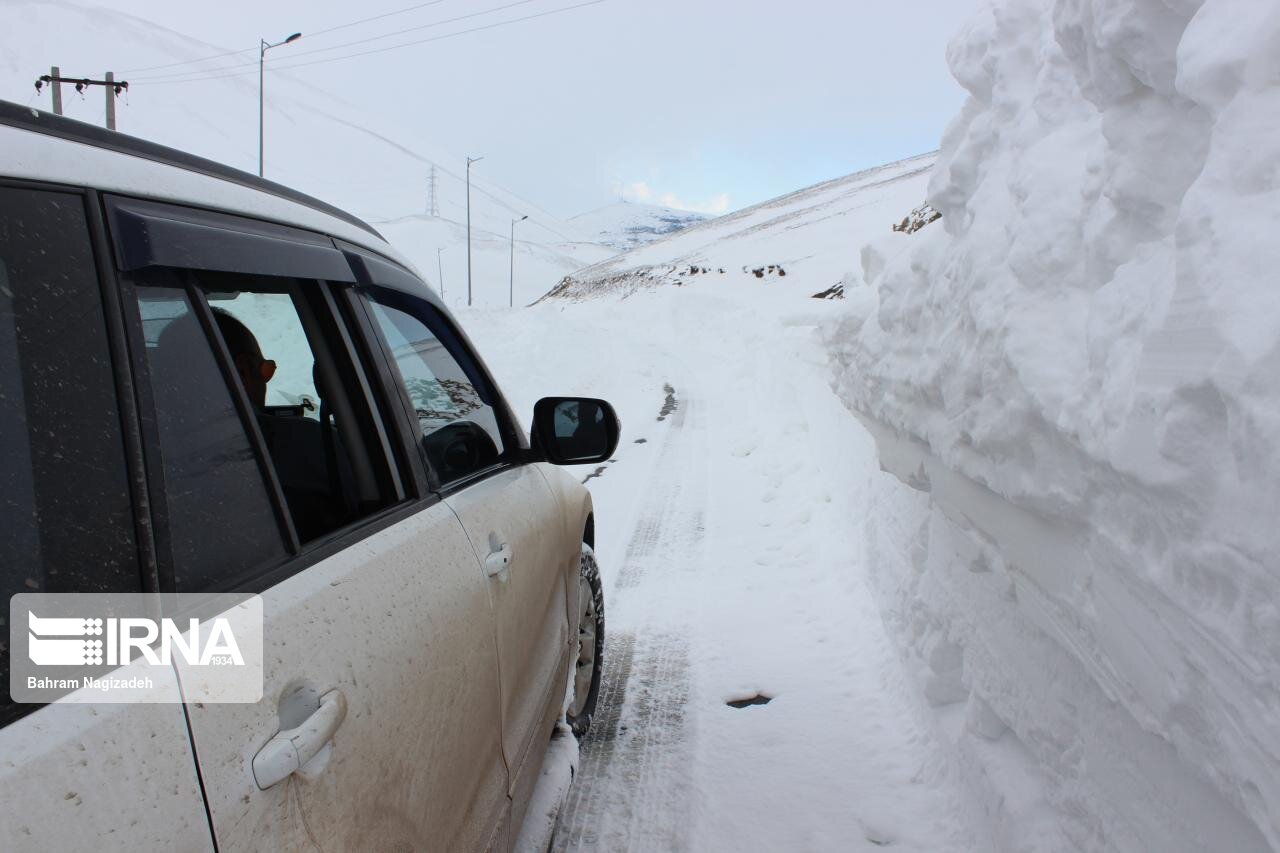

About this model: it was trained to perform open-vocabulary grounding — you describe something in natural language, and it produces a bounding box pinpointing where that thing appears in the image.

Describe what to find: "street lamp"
[259,31,301,177]
[437,246,446,301]
[509,215,527,308]
[466,155,483,307]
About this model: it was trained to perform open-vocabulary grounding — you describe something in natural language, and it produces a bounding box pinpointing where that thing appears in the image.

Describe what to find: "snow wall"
[826,0,1280,849]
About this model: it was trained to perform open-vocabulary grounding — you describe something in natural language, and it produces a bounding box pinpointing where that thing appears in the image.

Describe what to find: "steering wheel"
[422,421,498,481]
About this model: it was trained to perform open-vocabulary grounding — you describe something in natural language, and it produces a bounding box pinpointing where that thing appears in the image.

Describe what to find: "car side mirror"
[532,397,621,465]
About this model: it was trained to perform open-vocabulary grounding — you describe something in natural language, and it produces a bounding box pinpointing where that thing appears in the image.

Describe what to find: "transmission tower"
[427,164,439,217]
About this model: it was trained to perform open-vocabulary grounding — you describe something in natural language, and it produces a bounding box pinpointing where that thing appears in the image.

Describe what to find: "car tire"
[566,544,604,738]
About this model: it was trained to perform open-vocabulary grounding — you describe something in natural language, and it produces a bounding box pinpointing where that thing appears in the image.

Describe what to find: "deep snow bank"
[827,0,1280,849]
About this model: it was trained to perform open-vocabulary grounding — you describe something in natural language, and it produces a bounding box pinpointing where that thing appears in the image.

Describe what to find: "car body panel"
[535,462,596,562]
[532,461,597,644]
[181,500,509,852]
[445,466,572,813]
[0,678,212,851]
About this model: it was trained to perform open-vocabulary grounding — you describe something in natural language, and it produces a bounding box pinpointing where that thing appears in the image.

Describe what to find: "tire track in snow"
[614,397,704,590]
[554,392,706,851]
[554,632,692,851]
[559,630,637,845]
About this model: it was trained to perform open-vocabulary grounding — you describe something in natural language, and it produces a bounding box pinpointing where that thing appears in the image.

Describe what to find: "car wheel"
[566,544,604,738]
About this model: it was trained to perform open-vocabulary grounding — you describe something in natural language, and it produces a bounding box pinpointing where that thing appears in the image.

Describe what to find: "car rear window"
[0,185,141,725]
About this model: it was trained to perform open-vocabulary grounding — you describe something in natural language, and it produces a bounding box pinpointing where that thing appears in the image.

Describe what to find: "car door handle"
[485,543,513,579]
[252,689,348,790]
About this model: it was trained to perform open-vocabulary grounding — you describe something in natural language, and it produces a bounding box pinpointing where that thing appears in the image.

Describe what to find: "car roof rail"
[0,98,384,240]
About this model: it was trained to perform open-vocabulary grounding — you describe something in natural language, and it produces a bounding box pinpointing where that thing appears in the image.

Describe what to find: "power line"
[127,0,609,86]
[118,45,255,75]
[130,0,544,83]
[141,0,607,84]
[272,103,589,242]
[275,0,541,61]
[307,0,449,39]
[117,0,452,74]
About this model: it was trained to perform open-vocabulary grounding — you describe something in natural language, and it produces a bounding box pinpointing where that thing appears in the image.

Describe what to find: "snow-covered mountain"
[544,153,935,302]
[2,0,611,308]
[568,201,709,252]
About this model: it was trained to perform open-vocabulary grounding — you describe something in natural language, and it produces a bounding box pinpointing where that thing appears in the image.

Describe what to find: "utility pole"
[466,155,483,307]
[437,247,446,301]
[35,71,128,127]
[427,165,439,217]
[509,215,527,308]
[259,31,302,177]
[105,72,116,131]
[49,66,61,115]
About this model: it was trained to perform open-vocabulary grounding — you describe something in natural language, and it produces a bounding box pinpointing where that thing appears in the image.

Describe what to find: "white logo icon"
[27,611,244,667]
[27,615,105,665]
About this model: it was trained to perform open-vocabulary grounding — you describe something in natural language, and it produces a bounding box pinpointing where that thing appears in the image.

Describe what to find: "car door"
[105,197,510,851]
[0,184,211,850]
[352,270,574,823]
[444,465,574,819]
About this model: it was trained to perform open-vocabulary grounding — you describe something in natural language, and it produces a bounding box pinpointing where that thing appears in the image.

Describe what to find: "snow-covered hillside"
[2,0,610,307]
[543,153,935,301]
[568,201,709,252]
[826,0,1280,849]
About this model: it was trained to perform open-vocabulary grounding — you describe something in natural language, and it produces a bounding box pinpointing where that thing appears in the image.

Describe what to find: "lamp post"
[466,155,483,307]
[509,215,527,308]
[437,246,446,301]
[259,31,301,177]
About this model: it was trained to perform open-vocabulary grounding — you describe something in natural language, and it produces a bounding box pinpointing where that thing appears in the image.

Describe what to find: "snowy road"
[466,289,988,851]
[555,393,703,851]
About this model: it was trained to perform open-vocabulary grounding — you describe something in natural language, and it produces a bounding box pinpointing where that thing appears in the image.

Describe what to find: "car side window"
[129,267,404,591]
[363,290,508,486]
[198,272,400,541]
[0,186,141,724]
[133,283,289,591]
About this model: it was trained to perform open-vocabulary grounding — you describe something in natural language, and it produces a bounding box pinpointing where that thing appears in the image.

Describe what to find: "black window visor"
[104,195,357,282]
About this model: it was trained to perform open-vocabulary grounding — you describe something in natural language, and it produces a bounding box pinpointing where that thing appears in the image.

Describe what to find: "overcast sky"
[44,0,986,217]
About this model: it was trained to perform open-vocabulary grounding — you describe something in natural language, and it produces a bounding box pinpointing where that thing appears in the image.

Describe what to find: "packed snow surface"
[568,201,709,252]
[463,286,988,852]
[825,0,1280,849]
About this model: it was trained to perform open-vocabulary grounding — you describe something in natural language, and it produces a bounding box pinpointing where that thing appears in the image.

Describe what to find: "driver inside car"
[211,308,352,542]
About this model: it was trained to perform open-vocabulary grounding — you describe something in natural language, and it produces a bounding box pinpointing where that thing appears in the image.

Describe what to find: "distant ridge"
[569,201,710,252]
[543,153,936,302]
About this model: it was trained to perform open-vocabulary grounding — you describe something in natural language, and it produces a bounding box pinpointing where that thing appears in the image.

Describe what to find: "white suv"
[0,99,616,851]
